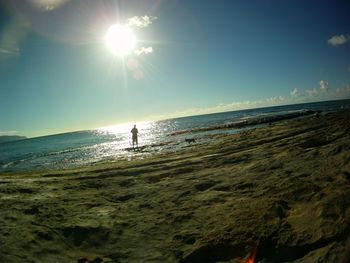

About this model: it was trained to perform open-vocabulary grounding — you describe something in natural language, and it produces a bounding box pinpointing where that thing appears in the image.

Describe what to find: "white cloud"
[319,80,329,93]
[148,80,350,121]
[266,96,285,103]
[126,16,156,56]
[328,34,350,47]
[306,87,318,97]
[128,16,157,28]
[294,80,329,99]
[290,88,301,97]
[334,84,350,97]
[134,47,153,56]
[302,81,350,101]
[332,86,350,101]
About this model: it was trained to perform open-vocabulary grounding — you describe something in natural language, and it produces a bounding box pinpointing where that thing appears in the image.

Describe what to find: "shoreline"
[1,109,321,173]
[1,110,350,262]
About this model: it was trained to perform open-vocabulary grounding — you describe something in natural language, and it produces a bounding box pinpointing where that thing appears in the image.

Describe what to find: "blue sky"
[0,0,349,137]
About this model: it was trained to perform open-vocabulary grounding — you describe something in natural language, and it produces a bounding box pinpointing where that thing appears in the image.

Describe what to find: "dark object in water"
[185,138,196,144]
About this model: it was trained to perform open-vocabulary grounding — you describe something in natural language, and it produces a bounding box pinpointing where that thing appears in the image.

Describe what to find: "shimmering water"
[1,99,349,172]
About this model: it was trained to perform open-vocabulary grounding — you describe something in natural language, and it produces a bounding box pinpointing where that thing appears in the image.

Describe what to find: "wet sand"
[1,110,350,263]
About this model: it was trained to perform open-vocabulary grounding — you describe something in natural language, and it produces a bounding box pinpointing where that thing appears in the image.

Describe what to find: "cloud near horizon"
[319,80,329,93]
[290,88,301,97]
[306,87,318,97]
[289,80,350,101]
[328,34,350,47]
[151,81,350,121]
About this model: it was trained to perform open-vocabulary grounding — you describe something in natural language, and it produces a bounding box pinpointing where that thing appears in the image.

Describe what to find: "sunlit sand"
[1,110,350,262]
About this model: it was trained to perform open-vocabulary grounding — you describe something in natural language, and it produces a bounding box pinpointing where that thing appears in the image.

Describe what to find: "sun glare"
[105,24,136,56]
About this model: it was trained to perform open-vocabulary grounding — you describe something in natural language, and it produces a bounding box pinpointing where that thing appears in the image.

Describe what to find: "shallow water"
[1,99,349,172]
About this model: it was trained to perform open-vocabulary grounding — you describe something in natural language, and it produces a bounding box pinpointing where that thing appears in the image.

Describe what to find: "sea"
[1,99,350,172]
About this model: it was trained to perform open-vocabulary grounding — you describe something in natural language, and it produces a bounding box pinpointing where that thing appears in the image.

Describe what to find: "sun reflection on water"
[96,121,167,152]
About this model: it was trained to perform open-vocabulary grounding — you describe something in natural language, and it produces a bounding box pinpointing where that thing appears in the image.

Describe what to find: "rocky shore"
[1,110,350,263]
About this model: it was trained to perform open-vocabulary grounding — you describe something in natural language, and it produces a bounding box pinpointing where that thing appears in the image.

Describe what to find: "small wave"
[2,158,26,169]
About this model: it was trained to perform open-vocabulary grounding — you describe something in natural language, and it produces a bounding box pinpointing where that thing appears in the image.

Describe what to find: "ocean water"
[1,99,349,172]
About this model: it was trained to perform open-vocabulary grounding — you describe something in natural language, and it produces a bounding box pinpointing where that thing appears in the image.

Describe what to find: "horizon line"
[5,98,349,139]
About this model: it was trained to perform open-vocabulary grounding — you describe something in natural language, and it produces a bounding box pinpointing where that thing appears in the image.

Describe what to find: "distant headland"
[0,135,27,144]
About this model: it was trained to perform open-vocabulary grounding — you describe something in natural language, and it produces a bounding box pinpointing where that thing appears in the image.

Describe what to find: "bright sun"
[105,24,136,56]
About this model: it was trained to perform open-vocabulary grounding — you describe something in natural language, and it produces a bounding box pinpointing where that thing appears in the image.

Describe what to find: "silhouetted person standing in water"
[131,125,138,149]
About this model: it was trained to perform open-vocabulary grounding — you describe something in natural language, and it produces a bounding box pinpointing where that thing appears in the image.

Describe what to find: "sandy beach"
[1,109,350,263]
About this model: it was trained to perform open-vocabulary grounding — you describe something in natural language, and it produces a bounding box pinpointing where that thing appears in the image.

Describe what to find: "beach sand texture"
[1,110,350,263]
